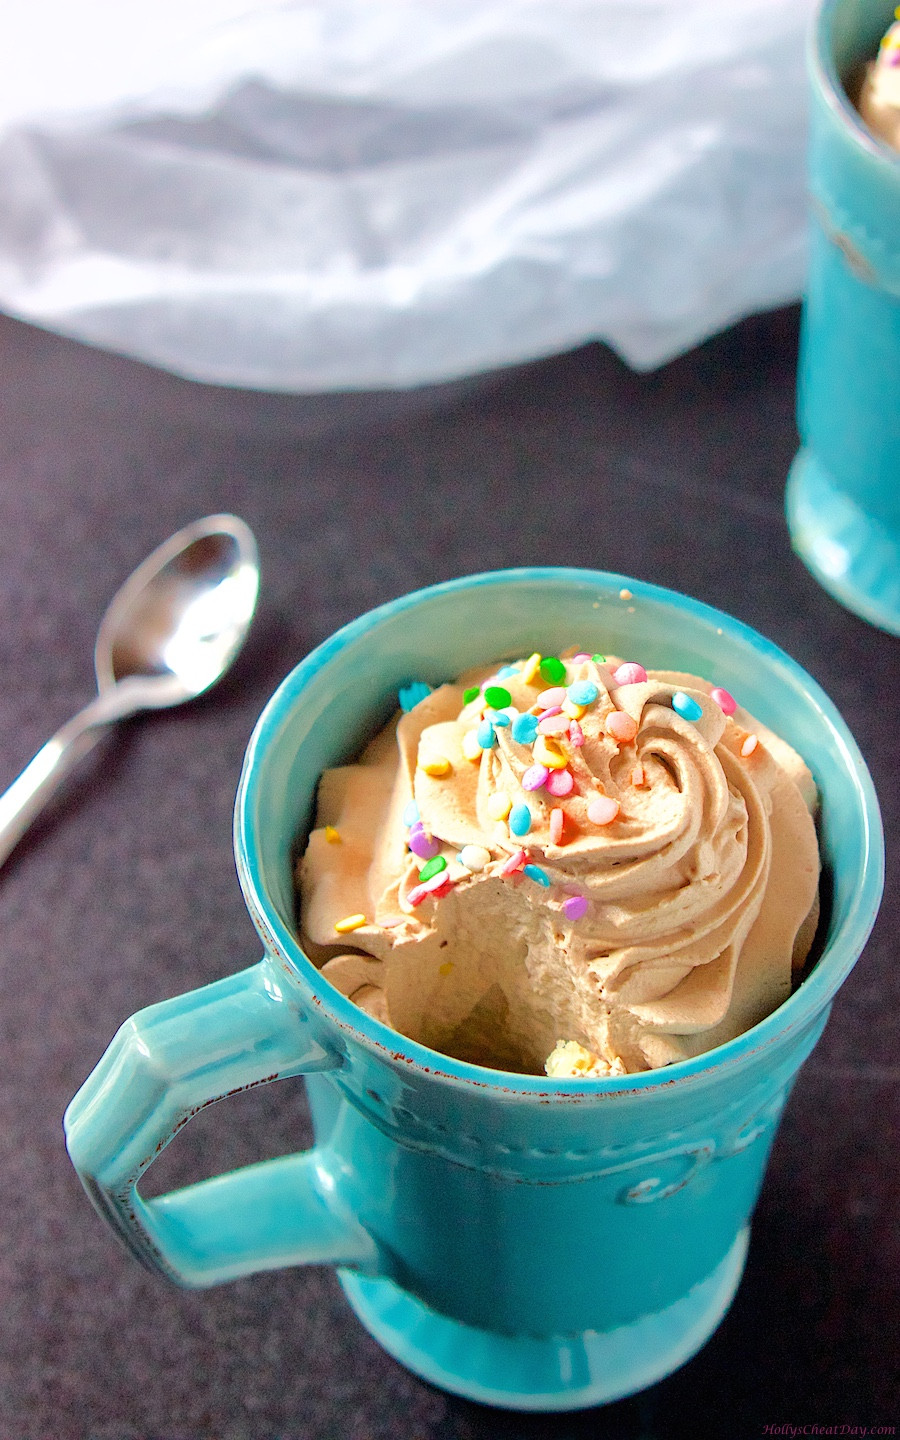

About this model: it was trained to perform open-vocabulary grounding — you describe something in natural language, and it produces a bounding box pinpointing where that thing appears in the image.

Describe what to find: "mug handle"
[63,959,377,1287]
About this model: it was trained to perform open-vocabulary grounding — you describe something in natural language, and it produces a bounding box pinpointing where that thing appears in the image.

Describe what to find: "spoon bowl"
[0,514,259,868]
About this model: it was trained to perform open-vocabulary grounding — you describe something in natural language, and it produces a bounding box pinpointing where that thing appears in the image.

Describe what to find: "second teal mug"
[64,569,883,1411]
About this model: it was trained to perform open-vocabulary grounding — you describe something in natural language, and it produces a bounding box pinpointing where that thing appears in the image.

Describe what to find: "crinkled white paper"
[0,0,815,390]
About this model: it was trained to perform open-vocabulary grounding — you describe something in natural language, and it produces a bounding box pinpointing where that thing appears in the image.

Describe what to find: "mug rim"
[811,0,900,168]
[235,567,884,1096]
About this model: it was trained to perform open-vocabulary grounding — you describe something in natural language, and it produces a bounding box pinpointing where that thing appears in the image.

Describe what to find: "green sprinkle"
[463,686,480,705]
[418,855,447,882]
[539,656,566,684]
[591,653,606,664]
[484,685,512,709]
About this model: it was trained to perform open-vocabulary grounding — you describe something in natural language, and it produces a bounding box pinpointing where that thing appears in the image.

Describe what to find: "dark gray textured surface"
[0,307,895,1440]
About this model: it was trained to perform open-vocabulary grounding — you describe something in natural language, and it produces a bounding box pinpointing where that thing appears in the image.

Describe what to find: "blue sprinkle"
[523,863,551,887]
[477,719,498,749]
[511,712,539,744]
[402,799,420,827]
[486,709,511,727]
[399,681,433,712]
[497,665,521,679]
[672,691,703,723]
[509,802,532,836]
[568,680,599,706]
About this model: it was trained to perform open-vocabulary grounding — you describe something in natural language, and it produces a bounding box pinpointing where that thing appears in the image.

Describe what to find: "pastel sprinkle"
[549,807,565,844]
[538,705,563,722]
[409,829,441,860]
[672,692,703,722]
[631,763,646,788]
[569,721,585,747]
[399,681,432,712]
[334,913,367,933]
[538,686,567,708]
[711,687,737,715]
[572,652,591,662]
[522,763,550,791]
[421,755,452,777]
[409,820,424,835]
[561,699,586,720]
[521,653,542,684]
[462,729,483,762]
[477,719,497,749]
[539,656,567,684]
[511,712,539,744]
[487,792,513,821]
[324,825,341,844]
[418,855,448,882]
[509,802,533,836]
[568,680,599,705]
[524,864,551,887]
[539,713,570,736]
[613,663,647,686]
[459,844,491,871]
[462,686,481,705]
[533,735,567,770]
[484,685,512,709]
[605,711,638,744]
[485,709,511,727]
[501,848,528,875]
[402,800,420,826]
[439,961,454,976]
[545,768,574,797]
[497,665,520,680]
[563,895,588,921]
[591,654,606,664]
[588,795,620,826]
[741,734,759,757]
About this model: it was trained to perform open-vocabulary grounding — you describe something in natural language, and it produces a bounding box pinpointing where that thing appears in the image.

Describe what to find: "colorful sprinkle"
[477,719,497,749]
[485,709,511,727]
[334,913,367,933]
[522,763,550,791]
[324,825,341,844]
[619,588,633,601]
[672,692,703,722]
[569,721,585,747]
[534,735,567,770]
[439,961,454,976]
[741,734,759,757]
[501,848,528,875]
[459,844,491,871]
[613,663,647,686]
[605,711,638,744]
[399,681,432,712]
[538,704,563,722]
[563,895,588,921]
[572,652,591,662]
[462,729,484,762]
[545,768,574,797]
[521,653,542,684]
[484,685,512,709]
[511,712,539,744]
[537,686,567,708]
[402,799,420,826]
[591,654,606,664]
[497,665,520,680]
[549,807,565,844]
[524,864,551,887]
[409,829,440,860]
[488,792,513,821]
[539,656,567,684]
[588,795,620,826]
[509,802,533,836]
[421,755,452,776]
[568,680,599,706]
[539,713,570,736]
[463,686,481,705]
[561,698,586,720]
[418,855,448,882]
[710,687,737,715]
[631,763,646,788]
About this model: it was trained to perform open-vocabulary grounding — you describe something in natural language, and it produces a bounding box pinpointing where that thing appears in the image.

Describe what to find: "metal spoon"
[0,514,259,869]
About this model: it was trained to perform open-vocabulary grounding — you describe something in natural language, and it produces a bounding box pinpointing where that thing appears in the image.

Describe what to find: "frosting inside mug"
[297,651,820,1076]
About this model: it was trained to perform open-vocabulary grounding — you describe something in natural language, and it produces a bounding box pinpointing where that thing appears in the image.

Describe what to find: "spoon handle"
[0,683,150,869]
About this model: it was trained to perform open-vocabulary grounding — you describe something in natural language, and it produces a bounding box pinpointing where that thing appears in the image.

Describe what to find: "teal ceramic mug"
[786,0,900,635]
[64,569,883,1412]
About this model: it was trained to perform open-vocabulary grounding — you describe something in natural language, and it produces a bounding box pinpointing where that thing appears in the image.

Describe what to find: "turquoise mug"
[64,569,883,1412]
[787,0,900,635]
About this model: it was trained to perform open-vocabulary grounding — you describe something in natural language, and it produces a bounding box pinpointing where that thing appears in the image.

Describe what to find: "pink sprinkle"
[537,704,563,721]
[606,711,638,744]
[572,652,590,662]
[407,872,453,906]
[537,687,567,708]
[545,768,574,797]
[522,763,550,791]
[563,895,588,921]
[613,662,647,686]
[710,686,737,716]
[569,721,585,747]
[501,848,528,876]
[539,713,570,736]
[550,807,565,844]
[588,795,620,826]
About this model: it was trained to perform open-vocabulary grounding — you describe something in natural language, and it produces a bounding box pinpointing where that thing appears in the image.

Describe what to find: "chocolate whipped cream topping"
[298,651,820,1076]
